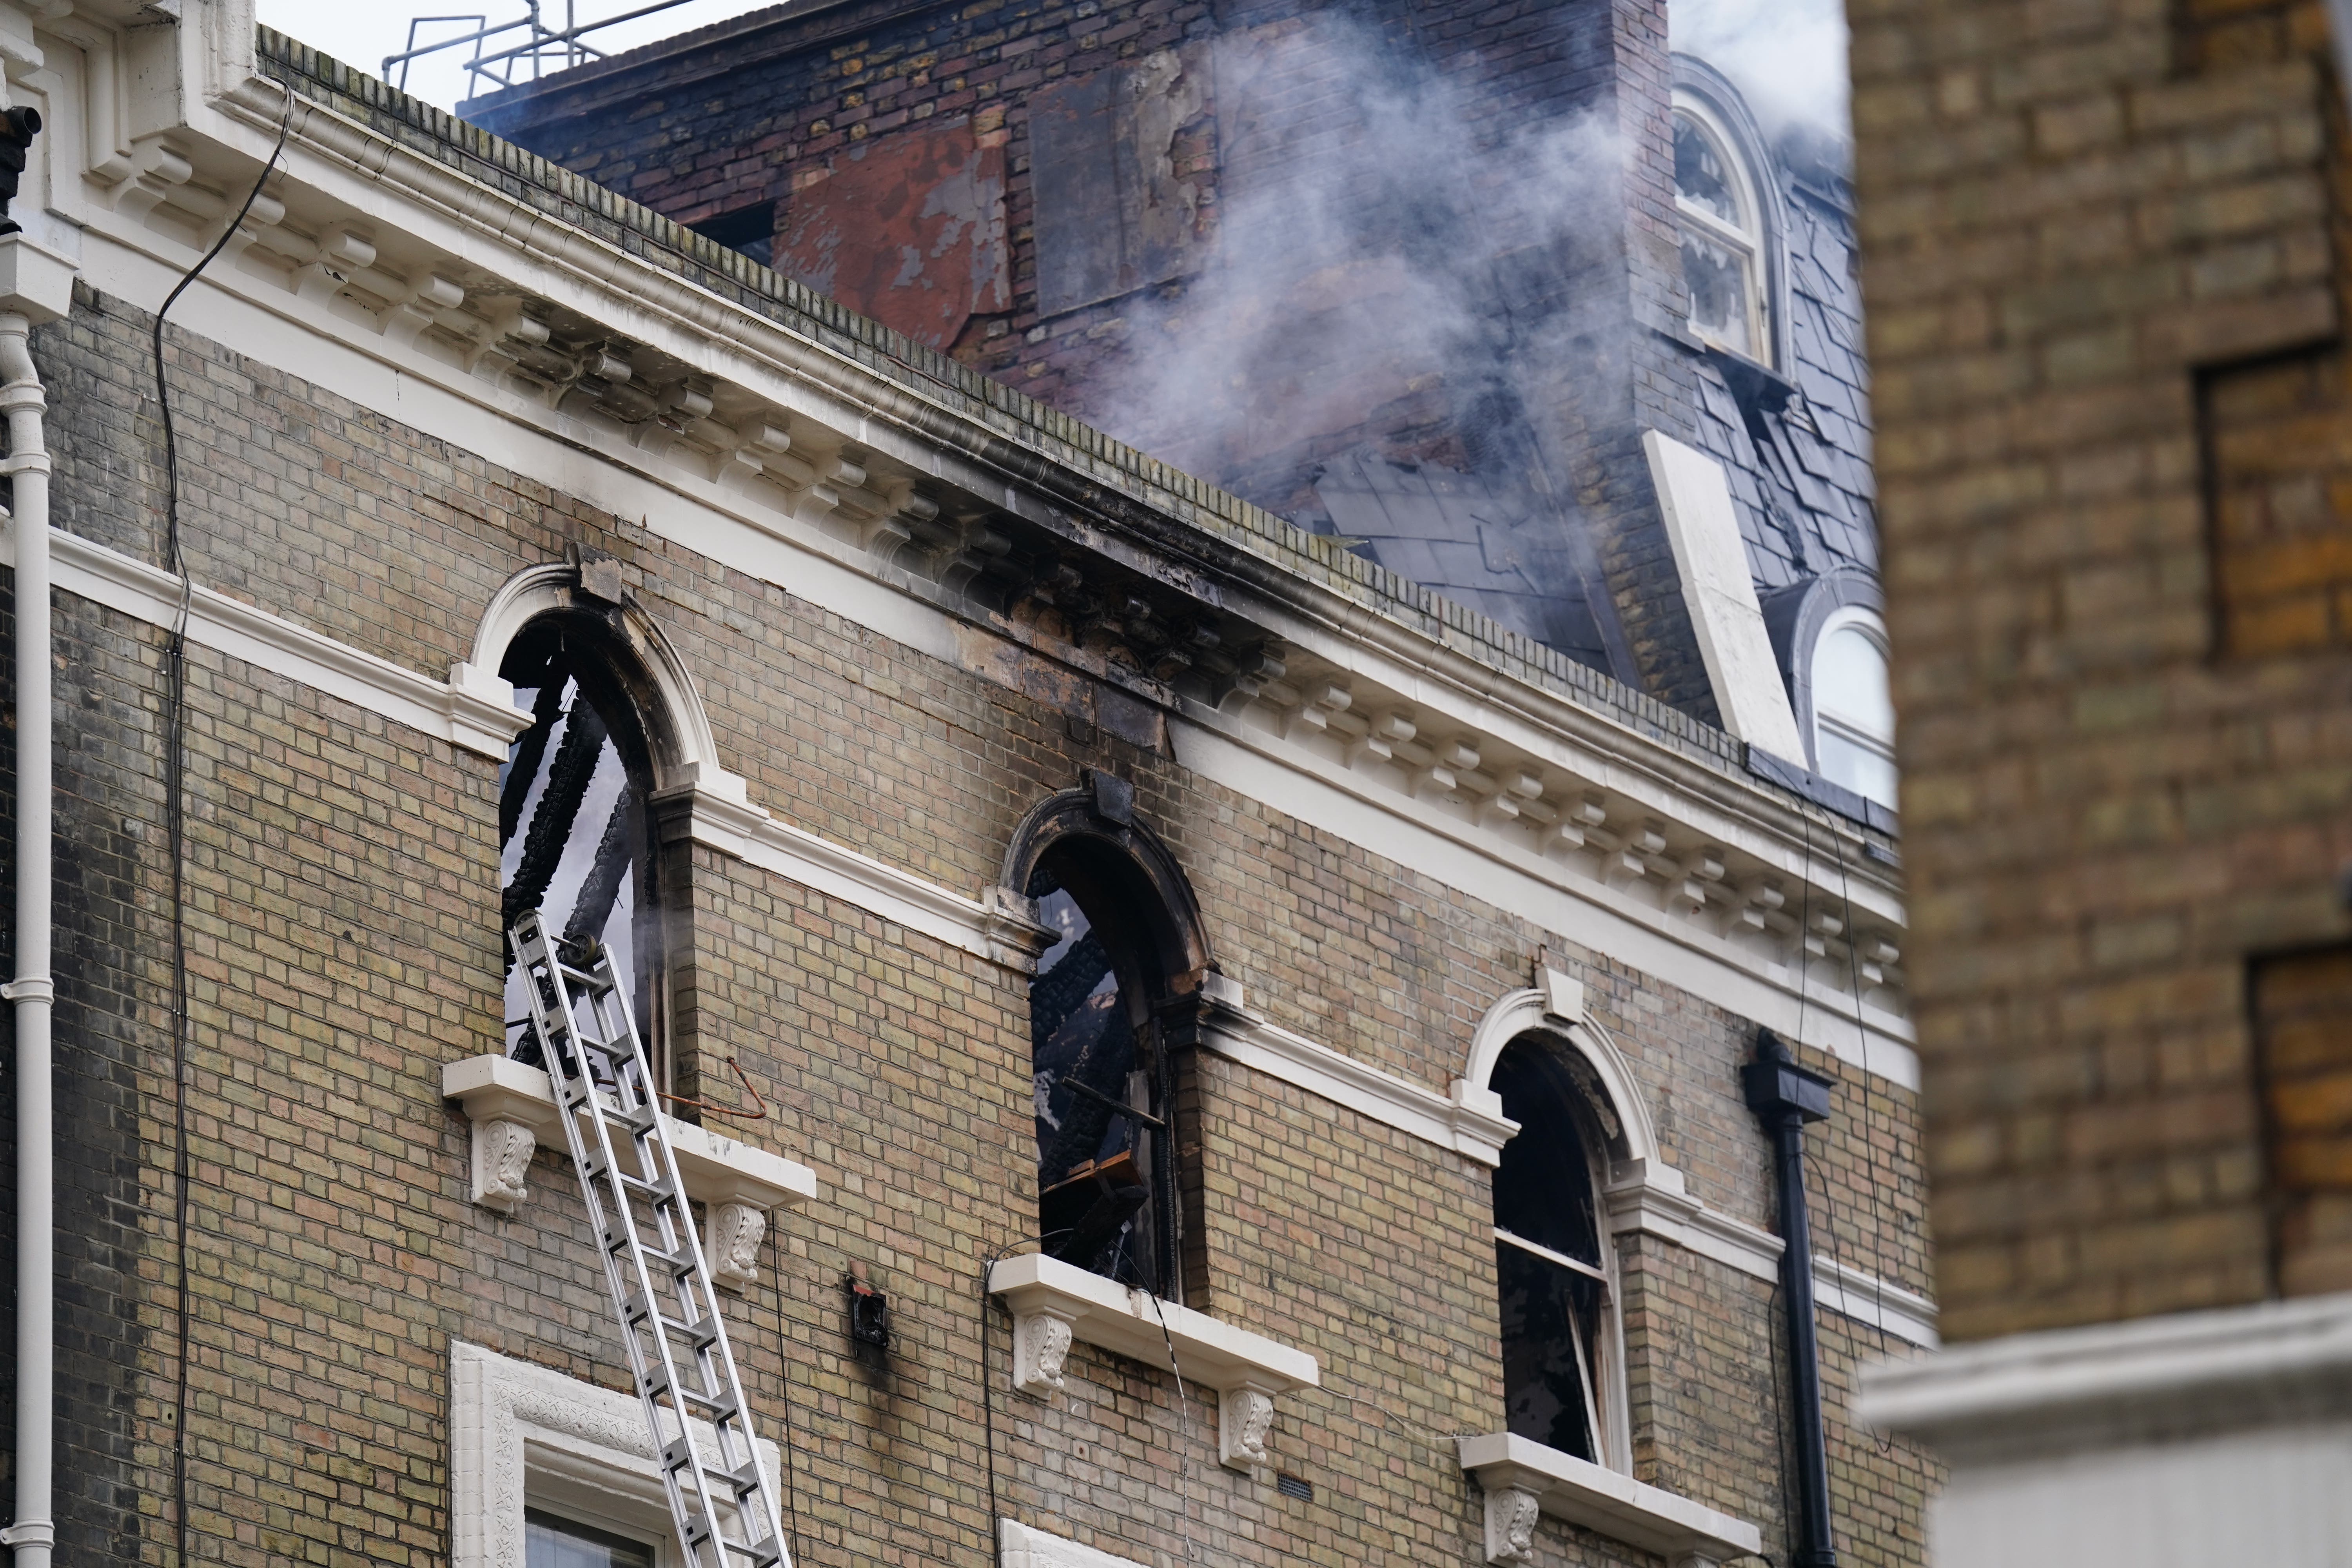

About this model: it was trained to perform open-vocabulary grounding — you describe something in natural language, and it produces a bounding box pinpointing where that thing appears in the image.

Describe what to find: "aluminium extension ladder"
[508,909,793,1568]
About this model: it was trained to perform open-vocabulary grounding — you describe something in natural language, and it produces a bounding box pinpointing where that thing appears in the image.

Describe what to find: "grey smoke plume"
[1078,12,1621,521]
[1670,0,1851,140]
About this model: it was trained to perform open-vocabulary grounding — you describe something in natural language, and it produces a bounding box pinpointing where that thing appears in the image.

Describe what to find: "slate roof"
[1691,161,1878,596]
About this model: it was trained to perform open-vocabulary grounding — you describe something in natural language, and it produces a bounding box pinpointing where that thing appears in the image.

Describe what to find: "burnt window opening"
[688,201,777,268]
[1026,848,1187,1298]
[499,619,665,1083]
[1491,1037,1623,1468]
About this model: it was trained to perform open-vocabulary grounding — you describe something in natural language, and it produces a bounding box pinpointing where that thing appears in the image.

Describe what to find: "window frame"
[1670,69,1784,372]
[1808,604,1897,808]
[1005,777,1213,1307]
[1488,1034,1635,1474]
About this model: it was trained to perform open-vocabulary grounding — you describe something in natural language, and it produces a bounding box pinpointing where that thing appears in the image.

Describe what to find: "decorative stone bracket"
[1457,1433,1760,1568]
[443,1054,818,1290]
[989,1252,1319,1470]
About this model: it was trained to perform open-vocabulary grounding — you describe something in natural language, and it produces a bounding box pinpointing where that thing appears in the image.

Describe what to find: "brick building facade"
[1846,0,2352,1563]
[0,4,1927,1568]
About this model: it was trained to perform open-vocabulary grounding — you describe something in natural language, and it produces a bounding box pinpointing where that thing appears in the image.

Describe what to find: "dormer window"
[1673,94,1772,366]
[1811,607,1897,808]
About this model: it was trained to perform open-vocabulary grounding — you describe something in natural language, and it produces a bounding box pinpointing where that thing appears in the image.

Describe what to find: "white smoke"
[1077,14,1621,508]
[1670,0,1851,141]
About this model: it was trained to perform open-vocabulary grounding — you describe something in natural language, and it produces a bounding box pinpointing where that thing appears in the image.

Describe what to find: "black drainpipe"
[1743,1028,1838,1568]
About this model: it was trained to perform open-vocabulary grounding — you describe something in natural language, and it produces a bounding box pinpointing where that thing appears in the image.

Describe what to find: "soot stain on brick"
[0,575,152,1561]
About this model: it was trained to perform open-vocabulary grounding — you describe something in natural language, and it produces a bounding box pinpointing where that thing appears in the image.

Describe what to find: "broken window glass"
[1027,867,1167,1292]
[1491,1039,1612,1465]
[499,624,659,1073]
[1675,112,1743,228]
[1681,228,1756,359]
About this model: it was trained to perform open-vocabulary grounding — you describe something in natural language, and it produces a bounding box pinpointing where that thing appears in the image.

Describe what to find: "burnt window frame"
[1004,773,1213,1304]
[1670,54,1789,376]
[1488,1032,1634,1474]
[493,589,700,1100]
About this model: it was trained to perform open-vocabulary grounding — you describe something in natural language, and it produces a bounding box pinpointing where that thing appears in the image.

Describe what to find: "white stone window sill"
[1457,1432,1762,1567]
[989,1252,1319,1471]
[443,1054,818,1289]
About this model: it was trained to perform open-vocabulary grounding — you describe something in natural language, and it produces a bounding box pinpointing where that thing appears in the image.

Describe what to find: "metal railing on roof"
[386,0,701,98]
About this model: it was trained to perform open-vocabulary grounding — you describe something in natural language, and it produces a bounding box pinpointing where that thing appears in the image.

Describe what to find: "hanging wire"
[154,76,295,1568]
[762,1225,804,1568]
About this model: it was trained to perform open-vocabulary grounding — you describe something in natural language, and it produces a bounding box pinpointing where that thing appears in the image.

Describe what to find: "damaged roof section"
[1690,177,1877,595]
[1313,450,1612,671]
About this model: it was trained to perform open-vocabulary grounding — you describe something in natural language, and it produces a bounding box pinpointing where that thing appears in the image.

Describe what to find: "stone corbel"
[1217,1377,1283,1471]
[468,1115,536,1213]
[705,1200,768,1292]
[1010,1303,1079,1396]
[1481,1483,1543,1565]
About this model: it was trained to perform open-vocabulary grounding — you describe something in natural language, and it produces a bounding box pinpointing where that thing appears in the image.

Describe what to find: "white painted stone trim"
[442,1053,819,1212]
[1457,973,1661,1164]
[997,1519,1150,1568]
[1458,1431,1762,1567]
[1859,1290,2352,1463]
[12,518,532,759]
[1644,430,1808,761]
[988,1252,1318,1470]
[450,1339,781,1568]
[1196,975,1518,1167]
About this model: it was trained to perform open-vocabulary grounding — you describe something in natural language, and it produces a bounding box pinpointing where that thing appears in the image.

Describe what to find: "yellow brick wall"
[1851,0,2352,1341]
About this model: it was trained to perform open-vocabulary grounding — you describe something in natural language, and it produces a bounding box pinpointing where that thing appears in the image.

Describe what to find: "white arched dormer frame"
[1670,54,1789,373]
[453,558,771,852]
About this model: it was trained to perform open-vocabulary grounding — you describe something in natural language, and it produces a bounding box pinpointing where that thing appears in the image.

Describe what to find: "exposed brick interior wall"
[0,283,1930,1564]
[1850,0,2352,1341]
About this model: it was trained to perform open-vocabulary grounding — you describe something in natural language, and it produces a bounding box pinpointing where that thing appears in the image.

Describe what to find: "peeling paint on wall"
[775,121,1010,350]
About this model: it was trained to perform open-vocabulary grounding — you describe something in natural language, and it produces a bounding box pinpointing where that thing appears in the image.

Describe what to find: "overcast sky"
[255,0,1848,132]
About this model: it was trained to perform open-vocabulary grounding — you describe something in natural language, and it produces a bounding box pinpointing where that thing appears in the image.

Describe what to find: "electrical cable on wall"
[153,77,294,1568]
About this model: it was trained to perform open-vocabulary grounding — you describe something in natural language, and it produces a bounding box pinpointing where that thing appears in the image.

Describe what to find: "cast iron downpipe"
[1744,1029,1837,1568]
[0,299,53,1568]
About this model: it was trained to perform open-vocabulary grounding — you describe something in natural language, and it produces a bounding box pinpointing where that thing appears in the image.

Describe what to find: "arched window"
[498,616,666,1077]
[1810,606,1896,808]
[1490,1036,1627,1469]
[1673,89,1773,367]
[1011,780,1209,1300]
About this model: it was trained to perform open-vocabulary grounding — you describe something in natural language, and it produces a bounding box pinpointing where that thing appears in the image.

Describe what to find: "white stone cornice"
[1196,974,1519,1167]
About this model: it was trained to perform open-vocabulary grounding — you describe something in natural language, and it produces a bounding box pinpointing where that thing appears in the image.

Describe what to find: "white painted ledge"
[989,1252,1318,1470]
[1458,1432,1762,1567]
[1196,975,1517,1166]
[997,1519,1147,1568]
[1860,1289,2352,1464]
[442,1053,818,1212]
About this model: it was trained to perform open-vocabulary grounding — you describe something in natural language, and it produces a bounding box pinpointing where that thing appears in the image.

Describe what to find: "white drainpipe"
[0,308,55,1568]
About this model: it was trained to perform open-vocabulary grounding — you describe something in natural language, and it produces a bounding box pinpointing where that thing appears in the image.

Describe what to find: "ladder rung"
[616,1170,679,1201]
[660,1437,764,1494]
[722,1539,784,1568]
[622,1296,724,1350]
